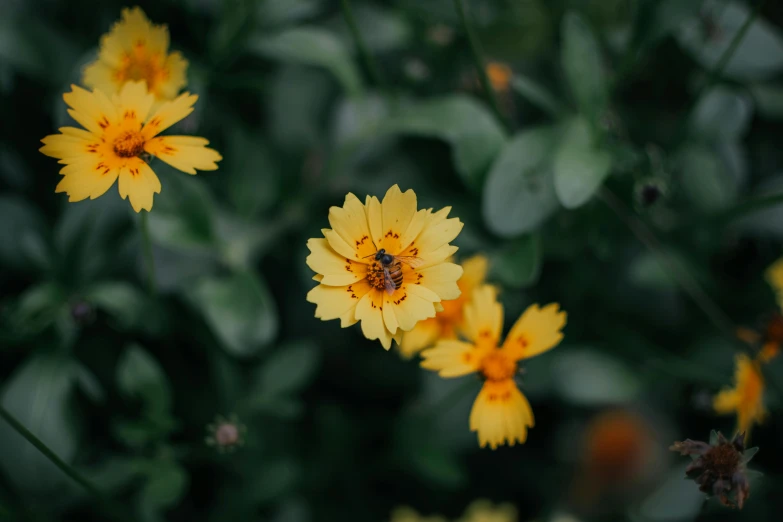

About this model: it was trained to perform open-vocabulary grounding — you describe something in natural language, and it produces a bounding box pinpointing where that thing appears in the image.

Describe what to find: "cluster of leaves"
[2,0,783,521]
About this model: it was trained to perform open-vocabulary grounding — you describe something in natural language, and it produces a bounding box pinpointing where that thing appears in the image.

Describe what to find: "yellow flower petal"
[469,379,534,449]
[411,263,463,301]
[414,206,463,255]
[306,280,371,325]
[460,255,489,294]
[766,257,783,309]
[398,318,442,358]
[354,290,393,349]
[503,303,567,361]
[327,193,375,262]
[55,165,119,202]
[306,238,366,286]
[420,340,482,377]
[142,92,198,139]
[40,132,101,161]
[144,136,222,174]
[64,85,118,135]
[114,80,155,123]
[117,161,161,213]
[713,354,766,436]
[379,184,418,253]
[463,285,503,345]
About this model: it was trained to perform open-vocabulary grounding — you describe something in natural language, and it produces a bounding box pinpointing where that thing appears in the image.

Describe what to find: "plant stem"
[674,0,765,144]
[452,0,508,130]
[140,211,156,296]
[0,406,131,522]
[340,0,386,90]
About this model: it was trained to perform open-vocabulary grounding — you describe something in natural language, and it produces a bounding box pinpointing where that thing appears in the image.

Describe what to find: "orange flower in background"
[713,354,767,437]
[40,81,221,212]
[399,255,488,358]
[83,7,188,102]
[306,185,464,349]
[421,286,566,449]
[486,62,513,92]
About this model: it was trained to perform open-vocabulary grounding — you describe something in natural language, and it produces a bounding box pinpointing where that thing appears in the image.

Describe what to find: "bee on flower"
[421,285,566,449]
[399,255,488,358]
[83,7,188,102]
[713,354,766,438]
[40,81,221,212]
[306,185,464,350]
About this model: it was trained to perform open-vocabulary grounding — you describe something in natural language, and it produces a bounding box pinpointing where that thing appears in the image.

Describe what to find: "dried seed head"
[670,431,758,509]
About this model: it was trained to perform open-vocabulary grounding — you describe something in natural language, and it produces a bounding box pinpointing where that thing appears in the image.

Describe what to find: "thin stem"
[673,0,766,144]
[0,406,131,522]
[340,0,386,90]
[599,187,736,338]
[452,0,508,130]
[139,211,156,296]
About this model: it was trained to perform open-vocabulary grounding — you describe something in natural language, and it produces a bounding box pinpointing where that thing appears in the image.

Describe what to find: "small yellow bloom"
[421,286,566,449]
[399,255,488,358]
[306,185,464,349]
[486,62,513,92]
[713,354,767,437]
[458,499,517,522]
[40,81,221,212]
[390,507,447,522]
[83,7,188,102]
[765,257,783,307]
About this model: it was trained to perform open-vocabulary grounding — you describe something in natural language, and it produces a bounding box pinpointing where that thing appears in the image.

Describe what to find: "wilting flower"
[486,62,513,92]
[457,499,517,522]
[40,81,221,212]
[421,286,566,448]
[399,255,488,358]
[670,431,758,509]
[83,7,188,102]
[389,507,446,522]
[306,185,463,349]
[713,354,767,437]
[205,414,246,453]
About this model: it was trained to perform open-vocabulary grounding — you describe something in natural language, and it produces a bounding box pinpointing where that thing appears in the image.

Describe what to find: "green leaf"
[394,411,466,489]
[551,348,640,405]
[146,167,217,251]
[0,14,47,79]
[689,86,753,141]
[678,143,736,212]
[267,65,333,150]
[511,75,566,118]
[628,251,685,289]
[117,345,172,415]
[483,125,559,237]
[749,83,783,119]
[252,460,301,504]
[561,12,608,124]
[382,96,507,189]
[256,341,320,397]
[86,282,161,333]
[334,4,412,53]
[0,354,82,493]
[187,271,279,357]
[553,117,612,208]
[0,196,49,273]
[491,234,542,288]
[257,0,323,28]
[677,0,783,81]
[630,464,704,522]
[226,131,280,218]
[6,282,68,336]
[135,460,189,510]
[249,28,363,96]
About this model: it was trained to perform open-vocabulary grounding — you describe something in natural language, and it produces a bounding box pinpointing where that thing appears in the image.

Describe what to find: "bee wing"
[383,268,396,295]
[395,256,424,269]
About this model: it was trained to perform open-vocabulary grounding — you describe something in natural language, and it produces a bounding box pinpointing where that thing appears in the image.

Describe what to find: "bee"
[366,248,423,295]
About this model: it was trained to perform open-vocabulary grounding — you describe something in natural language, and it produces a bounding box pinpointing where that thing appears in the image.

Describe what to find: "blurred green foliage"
[3,0,783,521]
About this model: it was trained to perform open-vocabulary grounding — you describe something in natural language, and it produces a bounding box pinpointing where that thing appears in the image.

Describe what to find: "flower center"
[215,423,240,446]
[702,443,741,477]
[117,46,162,89]
[113,131,146,158]
[480,351,517,382]
[366,261,388,291]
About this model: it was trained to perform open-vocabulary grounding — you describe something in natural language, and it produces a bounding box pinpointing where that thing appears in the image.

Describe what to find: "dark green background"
[2,0,783,520]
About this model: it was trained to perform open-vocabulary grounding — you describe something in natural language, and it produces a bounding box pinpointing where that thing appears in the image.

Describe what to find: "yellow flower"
[421,286,566,449]
[458,499,517,522]
[306,185,464,350]
[390,507,447,522]
[40,82,221,212]
[765,257,783,307]
[713,354,767,437]
[83,7,188,102]
[486,62,512,92]
[399,255,488,358]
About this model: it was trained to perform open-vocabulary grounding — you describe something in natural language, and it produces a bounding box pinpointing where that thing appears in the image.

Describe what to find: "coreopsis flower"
[458,499,517,522]
[399,255,488,358]
[713,354,767,437]
[205,414,246,453]
[670,431,758,509]
[421,286,566,449]
[83,7,187,102]
[306,185,463,349]
[40,81,221,212]
[389,507,446,522]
